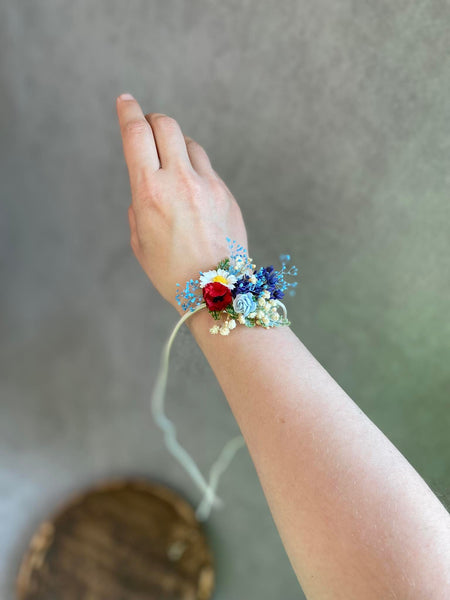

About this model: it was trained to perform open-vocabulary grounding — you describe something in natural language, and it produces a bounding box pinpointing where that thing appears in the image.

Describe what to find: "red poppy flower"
[203,282,232,311]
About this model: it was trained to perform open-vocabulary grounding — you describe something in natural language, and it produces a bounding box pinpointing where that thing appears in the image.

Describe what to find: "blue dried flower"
[233,293,257,317]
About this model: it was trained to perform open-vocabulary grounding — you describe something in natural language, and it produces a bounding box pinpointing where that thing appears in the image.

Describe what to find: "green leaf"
[217,257,230,270]
[225,306,238,318]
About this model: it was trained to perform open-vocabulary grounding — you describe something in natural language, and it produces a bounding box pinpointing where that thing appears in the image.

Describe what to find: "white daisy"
[199,268,237,289]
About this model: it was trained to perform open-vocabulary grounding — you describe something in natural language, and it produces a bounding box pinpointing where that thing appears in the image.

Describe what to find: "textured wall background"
[1,1,449,598]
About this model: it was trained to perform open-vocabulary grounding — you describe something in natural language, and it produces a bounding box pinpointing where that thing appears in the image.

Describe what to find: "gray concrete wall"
[1,1,449,598]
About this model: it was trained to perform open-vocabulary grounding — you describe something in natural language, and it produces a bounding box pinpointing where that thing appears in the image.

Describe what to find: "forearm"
[115,95,450,598]
[186,307,450,599]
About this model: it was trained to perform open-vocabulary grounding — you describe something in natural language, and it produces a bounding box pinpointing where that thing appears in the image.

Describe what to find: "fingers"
[117,93,210,177]
[144,113,192,170]
[116,94,160,195]
[184,136,214,177]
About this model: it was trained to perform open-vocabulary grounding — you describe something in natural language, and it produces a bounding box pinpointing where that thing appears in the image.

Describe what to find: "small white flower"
[238,314,246,325]
[263,290,271,299]
[272,313,280,321]
[228,319,236,330]
[249,275,257,284]
[209,325,220,334]
[257,310,265,320]
[258,298,266,306]
[248,312,257,319]
[262,317,270,325]
[199,268,237,289]
[219,326,230,336]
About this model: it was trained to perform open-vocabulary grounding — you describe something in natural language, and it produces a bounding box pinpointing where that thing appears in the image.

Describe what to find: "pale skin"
[116,93,450,599]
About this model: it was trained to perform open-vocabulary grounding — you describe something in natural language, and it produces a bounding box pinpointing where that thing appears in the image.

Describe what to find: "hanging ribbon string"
[150,299,289,522]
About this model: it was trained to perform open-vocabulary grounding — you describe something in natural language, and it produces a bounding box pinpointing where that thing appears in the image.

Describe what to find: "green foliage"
[217,257,230,270]
[225,306,239,319]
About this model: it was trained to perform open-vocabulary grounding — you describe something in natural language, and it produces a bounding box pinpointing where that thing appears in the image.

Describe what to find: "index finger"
[116,94,160,192]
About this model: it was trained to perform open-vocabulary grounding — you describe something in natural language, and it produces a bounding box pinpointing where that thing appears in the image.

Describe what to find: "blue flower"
[233,275,263,298]
[272,288,285,299]
[261,266,278,288]
[233,293,257,317]
[233,266,284,299]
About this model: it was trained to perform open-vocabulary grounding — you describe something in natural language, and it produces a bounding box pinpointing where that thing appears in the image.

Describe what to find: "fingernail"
[118,93,135,101]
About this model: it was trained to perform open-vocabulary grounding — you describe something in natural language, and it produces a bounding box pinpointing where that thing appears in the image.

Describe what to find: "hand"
[116,94,249,315]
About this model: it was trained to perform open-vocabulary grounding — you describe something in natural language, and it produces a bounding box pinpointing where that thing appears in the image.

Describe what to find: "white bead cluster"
[249,291,281,328]
[209,318,237,336]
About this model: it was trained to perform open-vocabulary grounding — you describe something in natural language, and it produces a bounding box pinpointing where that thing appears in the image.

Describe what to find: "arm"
[116,94,450,599]
[186,309,450,598]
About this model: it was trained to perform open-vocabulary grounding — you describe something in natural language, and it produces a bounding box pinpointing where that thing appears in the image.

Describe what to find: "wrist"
[183,305,210,338]
[172,302,210,340]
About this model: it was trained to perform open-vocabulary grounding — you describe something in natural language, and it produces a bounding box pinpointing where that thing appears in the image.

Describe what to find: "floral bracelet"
[150,237,299,522]
[175,238,298,335]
